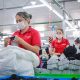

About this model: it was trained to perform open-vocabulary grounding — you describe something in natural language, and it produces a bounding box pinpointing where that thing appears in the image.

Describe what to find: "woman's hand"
[13,35,40,54]
[14,35,24,44]
[4,37,10,47]
[55,52,61,55]
[50,52,61,56]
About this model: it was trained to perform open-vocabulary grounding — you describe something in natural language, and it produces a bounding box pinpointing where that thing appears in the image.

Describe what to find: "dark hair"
[16,12,32,19]
[75,38,80,44]
[56,28,64,33]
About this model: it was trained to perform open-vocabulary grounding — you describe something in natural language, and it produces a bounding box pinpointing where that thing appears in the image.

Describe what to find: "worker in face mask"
[50,28,70,56]
[17,19,29,30]
[4,12,41,54]
[16,13,30,30]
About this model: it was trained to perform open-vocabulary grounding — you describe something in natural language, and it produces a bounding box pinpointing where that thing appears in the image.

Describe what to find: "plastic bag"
[0,46,40,77]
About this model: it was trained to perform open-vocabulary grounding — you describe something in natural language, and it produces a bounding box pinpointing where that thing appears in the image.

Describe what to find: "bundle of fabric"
[63,45,80,70]
[47,54,69,70]
[0,46,40,77]
[47,54,58,70]
[58,54,69,70]
[75,53,80,60]
[69,60,80,70]
[63,45,77,60]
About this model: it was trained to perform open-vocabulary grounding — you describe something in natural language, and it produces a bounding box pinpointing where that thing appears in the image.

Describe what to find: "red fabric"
[12,26,41,49]
[51,38,69,54]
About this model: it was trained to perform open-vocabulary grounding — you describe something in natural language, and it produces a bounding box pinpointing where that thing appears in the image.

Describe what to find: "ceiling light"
[78,21,80,27]
[30,1,36,5]
[65,20,73,28]
[23,4,45,9]
[77,0,80,2]
[65,14,69,20]
[64,20,75,29]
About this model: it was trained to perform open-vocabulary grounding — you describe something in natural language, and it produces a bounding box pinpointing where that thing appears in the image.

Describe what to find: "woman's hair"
[16,12,32,19]
[56,28,64,34]
[75,38,80,44]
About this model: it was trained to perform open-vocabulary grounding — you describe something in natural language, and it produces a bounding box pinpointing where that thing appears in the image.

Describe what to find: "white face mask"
[56,34,63,39]
[17,21,29,30]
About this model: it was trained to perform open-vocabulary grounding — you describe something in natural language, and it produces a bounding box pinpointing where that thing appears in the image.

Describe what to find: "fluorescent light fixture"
[65,20,75,29]
[77,0,80,2]
[39,0,63,20]
[65,14,69,20]
[78,21,80,27]
[65,20,73,28]
[30,1,36,5]
[23,4,46,9]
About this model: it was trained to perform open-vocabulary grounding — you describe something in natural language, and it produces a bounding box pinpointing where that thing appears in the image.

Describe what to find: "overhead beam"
[58,0,77,3]
[0,18,80,26]
[0,6,24,10]
[52,0,74,21]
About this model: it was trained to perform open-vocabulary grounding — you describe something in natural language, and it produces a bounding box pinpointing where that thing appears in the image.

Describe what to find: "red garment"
[12,26,41,49]
[10,26,41,66]
[51,38,69,54]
